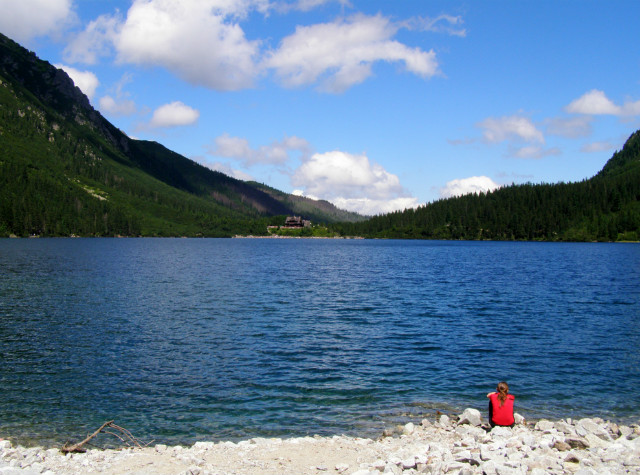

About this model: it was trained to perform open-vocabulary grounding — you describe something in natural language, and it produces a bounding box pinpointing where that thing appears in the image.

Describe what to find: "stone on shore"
[0,414,638,475]
[458,407,483,426]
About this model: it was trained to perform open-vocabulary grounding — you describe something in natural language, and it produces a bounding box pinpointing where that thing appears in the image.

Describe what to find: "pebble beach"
[2,410,639,475]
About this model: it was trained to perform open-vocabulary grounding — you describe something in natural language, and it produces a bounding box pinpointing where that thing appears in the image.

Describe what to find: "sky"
[1,0,640,216]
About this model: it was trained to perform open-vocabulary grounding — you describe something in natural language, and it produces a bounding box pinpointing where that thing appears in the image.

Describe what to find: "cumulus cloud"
[580,141,614,153]
[292,151,418,215]
[477,115,544,144]
[54,64,99,100]
[63,13,122,64]
[565,89,640,116]
[64,0,262,90]
[404,14,466,37]
[210,133,310,167]
[64,2,446,93]
[509,145,561,160]
[201,161,255,181]
[148,101,199,128]
[275,0,352,12]
[440,176,500,199]
[0,0,73,43]
[116,0,262,90]
[544,116,592,138]
[98,73,137,117]
[331,196,419,216]
[99,95,137,116]
[265,14,439,93]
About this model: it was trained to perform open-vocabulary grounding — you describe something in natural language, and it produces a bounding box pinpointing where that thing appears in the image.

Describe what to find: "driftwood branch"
[61,421,150,454]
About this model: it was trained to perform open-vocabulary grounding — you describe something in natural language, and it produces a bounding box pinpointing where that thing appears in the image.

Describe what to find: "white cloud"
[201,161,255,181]
[64,2,446,93]
[148,101,199,128]
[265,14,439,93]
[439,176,500,199]
[545,116,592,138]
[113,0,261,90]
[478,115,544,144]
[63,13,122,64]
[565,90,621,115]
[565,89,640,116]
[54,64,99,100]
[98,73,137,117]
[510,145,561,160]
[580,141,614,153]
[292,150,417,214]
[99,95,137,117]
[331,196,419,216]
[0,0,73,43]
[404,14,466,37]
[210,133,310,166]
[275,0,352,12]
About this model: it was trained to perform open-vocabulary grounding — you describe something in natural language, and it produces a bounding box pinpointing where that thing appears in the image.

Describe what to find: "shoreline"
[2,411,638,475]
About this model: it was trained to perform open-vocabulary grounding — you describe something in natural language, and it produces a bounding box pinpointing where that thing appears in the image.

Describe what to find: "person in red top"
[487,381,515,427]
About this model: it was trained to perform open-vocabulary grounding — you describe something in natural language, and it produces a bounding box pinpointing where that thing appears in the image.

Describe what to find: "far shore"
[233,234,364,239]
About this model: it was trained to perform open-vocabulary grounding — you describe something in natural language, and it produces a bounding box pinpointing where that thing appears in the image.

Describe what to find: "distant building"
[283,216,311,228]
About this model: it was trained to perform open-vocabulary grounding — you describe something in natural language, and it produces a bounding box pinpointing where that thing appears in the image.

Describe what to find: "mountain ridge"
[0,32,359,237]
[1,32,638,240]
[331,131,640,241]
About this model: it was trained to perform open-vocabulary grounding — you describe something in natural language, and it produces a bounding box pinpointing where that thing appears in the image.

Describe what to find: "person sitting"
[487,381,515,427]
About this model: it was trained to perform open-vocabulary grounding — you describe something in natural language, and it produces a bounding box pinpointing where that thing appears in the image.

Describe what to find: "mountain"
[0,33,359,237]
[2,32,638,241]
[249,182,367,223]
[332,130,640,242]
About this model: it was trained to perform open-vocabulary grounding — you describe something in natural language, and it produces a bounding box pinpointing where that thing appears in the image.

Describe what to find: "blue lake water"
[0,238,639,447]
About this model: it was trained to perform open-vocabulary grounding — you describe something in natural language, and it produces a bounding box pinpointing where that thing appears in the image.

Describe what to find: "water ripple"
[0,239,638,446]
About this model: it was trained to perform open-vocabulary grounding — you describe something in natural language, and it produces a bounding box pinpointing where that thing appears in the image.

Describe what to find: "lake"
[0,238,638,447]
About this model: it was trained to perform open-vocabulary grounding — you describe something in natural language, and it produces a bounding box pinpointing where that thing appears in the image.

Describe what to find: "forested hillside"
[0,33,356,237]
[332,130,640,242]
[1,31,638,241]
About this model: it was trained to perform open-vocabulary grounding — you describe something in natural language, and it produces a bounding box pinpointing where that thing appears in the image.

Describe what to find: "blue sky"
[2,0,639,215]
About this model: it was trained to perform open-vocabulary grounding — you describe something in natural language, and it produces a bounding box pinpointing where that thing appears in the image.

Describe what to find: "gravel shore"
[1,410,639,475]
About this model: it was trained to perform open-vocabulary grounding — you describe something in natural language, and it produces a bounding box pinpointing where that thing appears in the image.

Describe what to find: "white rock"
[554,420,576,435]
[490,426,513,438]
[458,408,483,426]
[494,464,520,475]
[534,420,555,432]
[519,433,537,446]
[401,457,416,469]
[624,455,640,467]
[442,460,464,472]
[414,453,428,465]
[480,445,498,461]
[438,414,451,427]
[460,436,475,447]
[387,456,402,466]
[335,463,349,473]
[584,432,610,449]
[403,422,415,435]
[577,419,612,440]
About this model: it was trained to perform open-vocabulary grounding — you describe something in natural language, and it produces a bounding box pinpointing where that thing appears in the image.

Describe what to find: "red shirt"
[489,393,515,426]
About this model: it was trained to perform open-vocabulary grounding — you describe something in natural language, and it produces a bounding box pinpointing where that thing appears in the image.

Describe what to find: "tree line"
[331,132,640,242]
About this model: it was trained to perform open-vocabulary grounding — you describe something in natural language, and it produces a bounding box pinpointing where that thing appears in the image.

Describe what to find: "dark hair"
[497,381,509,407]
